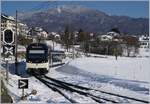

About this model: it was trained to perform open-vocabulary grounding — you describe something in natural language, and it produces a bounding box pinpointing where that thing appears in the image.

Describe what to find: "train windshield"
[26,43,49,63]
[27,49,48,63]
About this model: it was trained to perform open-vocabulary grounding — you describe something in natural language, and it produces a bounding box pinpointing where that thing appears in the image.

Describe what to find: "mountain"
[19,5,149,35]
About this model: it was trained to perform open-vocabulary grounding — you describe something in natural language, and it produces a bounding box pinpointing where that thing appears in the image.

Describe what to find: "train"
[26,43,66,75]
[51,50,65,62]
[26,43,49,74]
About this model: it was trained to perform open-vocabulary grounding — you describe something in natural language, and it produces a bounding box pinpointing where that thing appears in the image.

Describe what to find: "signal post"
[2,28,15,83]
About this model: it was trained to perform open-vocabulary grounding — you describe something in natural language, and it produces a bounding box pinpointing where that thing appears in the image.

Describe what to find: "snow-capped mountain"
[19,5,148,35]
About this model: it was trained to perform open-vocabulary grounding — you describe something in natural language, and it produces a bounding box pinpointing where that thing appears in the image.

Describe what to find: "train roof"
[51,50,65,53]
[27,43,48,49]
[29,43,47,46]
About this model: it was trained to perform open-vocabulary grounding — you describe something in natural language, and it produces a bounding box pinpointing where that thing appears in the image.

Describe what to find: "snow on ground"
[1,55,149,103]
[138,48,150,57]
[54,56,149,95]
[44,40,65,51]
[69,56,150,83]
[48,62,149,103]
[48,49,150,102]
[2,62,71,103]
[1,60,98,103]
[1,61,72,103]
[1,47,149,103]
[44,40,81,55]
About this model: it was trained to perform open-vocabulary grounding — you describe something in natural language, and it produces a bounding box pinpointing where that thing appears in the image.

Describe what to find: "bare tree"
[61,26,74,52]
[122,36,139,57]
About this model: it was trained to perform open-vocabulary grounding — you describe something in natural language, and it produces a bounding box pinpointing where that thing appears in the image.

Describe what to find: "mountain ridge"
[19,5,149,35]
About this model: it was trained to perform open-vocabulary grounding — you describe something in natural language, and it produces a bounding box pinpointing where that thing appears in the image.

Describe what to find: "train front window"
[27,50,48,62]
[28,54,46,59]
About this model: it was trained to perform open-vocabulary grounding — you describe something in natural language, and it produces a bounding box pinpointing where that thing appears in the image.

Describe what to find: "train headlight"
[28,61,32,63]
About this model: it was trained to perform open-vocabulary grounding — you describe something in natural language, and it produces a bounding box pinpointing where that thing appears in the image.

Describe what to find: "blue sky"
[1,1,149,18]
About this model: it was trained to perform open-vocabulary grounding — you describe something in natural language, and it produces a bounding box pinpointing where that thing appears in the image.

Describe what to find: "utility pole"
[52,37,55,50]
[15,10,18,75]
[6,60,9,83]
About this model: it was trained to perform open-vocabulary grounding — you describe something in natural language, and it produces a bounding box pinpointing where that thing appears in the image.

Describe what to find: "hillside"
[19,5,149,35]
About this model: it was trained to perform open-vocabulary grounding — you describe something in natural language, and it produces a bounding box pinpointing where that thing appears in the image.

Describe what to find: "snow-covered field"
[44,40,65,51]
[1,46,149,103]
[69,56,150,82]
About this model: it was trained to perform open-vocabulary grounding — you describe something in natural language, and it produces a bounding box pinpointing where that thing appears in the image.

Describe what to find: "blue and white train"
[26,43,49,74]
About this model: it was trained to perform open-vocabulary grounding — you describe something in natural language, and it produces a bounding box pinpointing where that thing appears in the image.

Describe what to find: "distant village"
[1,14,149,57]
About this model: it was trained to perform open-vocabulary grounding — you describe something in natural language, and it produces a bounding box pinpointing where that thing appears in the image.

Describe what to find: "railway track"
[44,76,149,103]
[35,75,105,103]
[35,75,77,103]
[34,75,149,103]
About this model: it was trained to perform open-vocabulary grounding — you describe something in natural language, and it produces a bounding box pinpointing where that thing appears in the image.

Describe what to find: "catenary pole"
[15,10,18,75]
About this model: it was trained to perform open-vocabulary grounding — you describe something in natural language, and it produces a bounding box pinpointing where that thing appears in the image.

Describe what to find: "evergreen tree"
[110,28,120,34]
[77,29,85,42]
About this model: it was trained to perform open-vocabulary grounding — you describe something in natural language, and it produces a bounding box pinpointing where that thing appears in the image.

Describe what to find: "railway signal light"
[3,29,14,45]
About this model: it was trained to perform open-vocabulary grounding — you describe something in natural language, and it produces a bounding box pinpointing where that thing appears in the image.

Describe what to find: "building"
[49,32,60,39]
[40,31,48,38]
[107,31,120,37]
[1,14,16,31]
[99,35,113,41]
[1,14,29,36]
[98,31,120,42]
[34,27,43,32]
[139,35,149,49]
[28,27,49,38]
[18,23,29,36]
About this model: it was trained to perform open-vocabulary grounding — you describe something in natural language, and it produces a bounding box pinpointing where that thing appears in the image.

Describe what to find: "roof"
[1,14,15,21]
[139,36,149,41]
[101,35,113,38]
